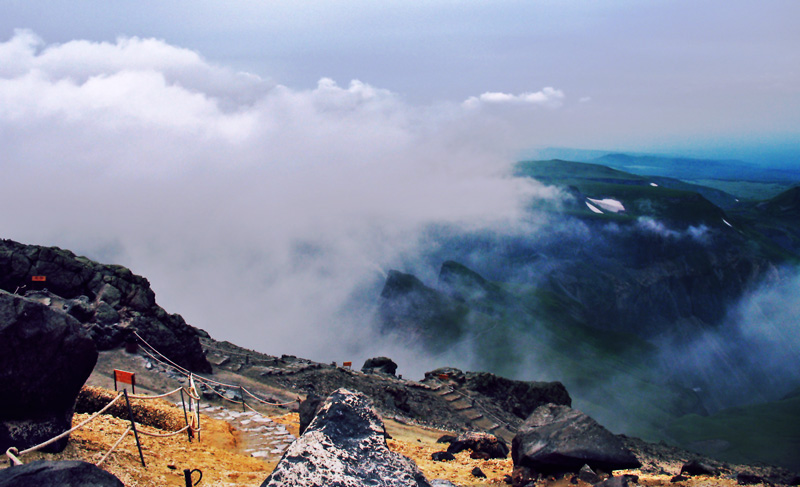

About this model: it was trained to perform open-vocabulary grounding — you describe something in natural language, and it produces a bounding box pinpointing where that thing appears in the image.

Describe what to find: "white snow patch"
[650,183,658,187]
[722,218,733,228]
[587,197,625,213]
[586,201,603,214]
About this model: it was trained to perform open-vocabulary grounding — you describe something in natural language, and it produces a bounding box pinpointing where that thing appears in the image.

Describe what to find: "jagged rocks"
[261,388,431,487]
[463,372,571,419]
[447,432,509,459]
[0,291,97,453]
[362,357,398,376]
[0,460,124,487]
[0,238,210,373]
[512,404,641,476]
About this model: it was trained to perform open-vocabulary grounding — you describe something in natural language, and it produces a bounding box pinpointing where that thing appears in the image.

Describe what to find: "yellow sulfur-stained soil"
[1,386,788,487]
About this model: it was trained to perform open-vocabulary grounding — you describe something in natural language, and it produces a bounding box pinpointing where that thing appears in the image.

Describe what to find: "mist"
[0,30,568,373]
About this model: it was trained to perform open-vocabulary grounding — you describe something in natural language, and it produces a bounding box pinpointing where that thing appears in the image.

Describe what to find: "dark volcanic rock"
[471,467,487,478]
[0,291,97,453]
[431,452,456,462]
[680,459,718,476]
[0,460,124,487]
[447,432,509,459]
[0,238,210,373]
[298,394,324,435]
[463,372,571,419]
[512,404,641,475]
[594,475,639,487]
[261,388,431,487]
[362,356,398,376]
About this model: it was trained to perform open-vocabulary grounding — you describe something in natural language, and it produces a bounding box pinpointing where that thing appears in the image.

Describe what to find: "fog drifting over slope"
[0,30,564,372]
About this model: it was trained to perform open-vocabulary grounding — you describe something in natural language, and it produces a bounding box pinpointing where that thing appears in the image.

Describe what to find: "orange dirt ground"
[0,386,773,487]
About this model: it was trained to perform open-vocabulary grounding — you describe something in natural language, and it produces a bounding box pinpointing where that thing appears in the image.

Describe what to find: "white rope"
[128,386,184,400]
[136,424,192,438]
[243,388,298,407]
[16,391,125,457]
[134,331,299,408]
[96,426,132,466]
[5,448,22,466]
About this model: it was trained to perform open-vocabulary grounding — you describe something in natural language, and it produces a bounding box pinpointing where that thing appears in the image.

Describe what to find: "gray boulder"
[261,388,431,487]
[0,291,98,453]
[0,460,124,486]
[512,404,641,475]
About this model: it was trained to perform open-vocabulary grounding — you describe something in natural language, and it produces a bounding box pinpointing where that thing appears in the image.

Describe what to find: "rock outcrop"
[0,460,124,486]
[0,239,210,373]
[261,388,431,487]
[362,356,398,376]
[446,432,509,459]
[0,291,97,453]
[463,372,571,419]
[512,404,641,476]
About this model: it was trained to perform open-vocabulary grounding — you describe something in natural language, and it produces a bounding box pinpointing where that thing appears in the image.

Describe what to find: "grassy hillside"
[667,394,800,471]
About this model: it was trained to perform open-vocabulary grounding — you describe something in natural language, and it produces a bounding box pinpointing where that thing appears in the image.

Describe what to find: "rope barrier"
[16,391,125,457]
[136,424,193,438]
[96,426,132,466]
[128,386,184,400]
[243,387,299,407]
[133,331,297,408]
[5,448,22,466]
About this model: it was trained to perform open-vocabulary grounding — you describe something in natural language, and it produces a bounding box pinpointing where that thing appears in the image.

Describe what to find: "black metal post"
[123,389,146,467]
[180,389,192,442]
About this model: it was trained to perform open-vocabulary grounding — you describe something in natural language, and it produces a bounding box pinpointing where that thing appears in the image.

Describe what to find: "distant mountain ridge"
[376,158,800,469]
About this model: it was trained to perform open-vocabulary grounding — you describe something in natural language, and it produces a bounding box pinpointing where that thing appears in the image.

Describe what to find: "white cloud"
[463,86,565,109]
[0,30,563,372]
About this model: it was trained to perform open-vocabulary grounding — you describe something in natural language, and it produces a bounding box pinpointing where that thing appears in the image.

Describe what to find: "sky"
[1,1,799,374]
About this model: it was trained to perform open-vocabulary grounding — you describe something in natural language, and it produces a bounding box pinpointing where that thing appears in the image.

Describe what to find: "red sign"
[31,276,46,282]
[342,361,352,368]
[114,369,136,392]
[438,374,449,381]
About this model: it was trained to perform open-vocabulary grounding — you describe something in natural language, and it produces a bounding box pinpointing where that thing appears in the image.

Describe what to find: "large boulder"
[261,388,431,487]
[0,238,210,373]
[512,404,641,476]
[0,460,124,486]
[446,432,509,459]
[0,291,98,453]
[362,356,398,376]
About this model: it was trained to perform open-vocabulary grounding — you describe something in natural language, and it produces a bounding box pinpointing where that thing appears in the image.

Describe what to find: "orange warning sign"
[114,369,136,392]
[342,361,352,368]
[31,276,46,282]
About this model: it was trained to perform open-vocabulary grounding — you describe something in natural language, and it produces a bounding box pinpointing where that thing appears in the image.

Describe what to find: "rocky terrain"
[1,233,799,485]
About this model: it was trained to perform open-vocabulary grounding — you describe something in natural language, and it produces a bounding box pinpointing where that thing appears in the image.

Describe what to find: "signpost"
[114,369,136,393]
[342,361,352,369]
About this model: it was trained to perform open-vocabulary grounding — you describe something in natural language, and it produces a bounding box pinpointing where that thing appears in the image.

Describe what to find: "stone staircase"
[430,383,516,444]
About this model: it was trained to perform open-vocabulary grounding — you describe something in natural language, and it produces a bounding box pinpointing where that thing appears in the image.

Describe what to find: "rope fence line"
[96,426,132,467]
[5,382,204,469]
[133,331,300,408]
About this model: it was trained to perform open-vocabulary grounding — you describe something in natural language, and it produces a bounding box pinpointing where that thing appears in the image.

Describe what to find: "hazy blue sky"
[2,0,798,161]
[1,1,798,366]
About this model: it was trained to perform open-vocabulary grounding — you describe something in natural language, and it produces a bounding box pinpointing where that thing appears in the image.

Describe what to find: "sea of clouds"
[0,30,565,371]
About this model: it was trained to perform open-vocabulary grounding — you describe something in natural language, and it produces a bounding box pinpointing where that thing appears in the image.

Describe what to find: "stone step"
[470,417,497,431]
[442,393,462,402]
[490,426,516,443]
[462,410,484,422]
[451,401,472,411]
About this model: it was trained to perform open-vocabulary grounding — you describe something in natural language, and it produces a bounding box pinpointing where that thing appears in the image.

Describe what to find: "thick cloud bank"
[0,30,562,370]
